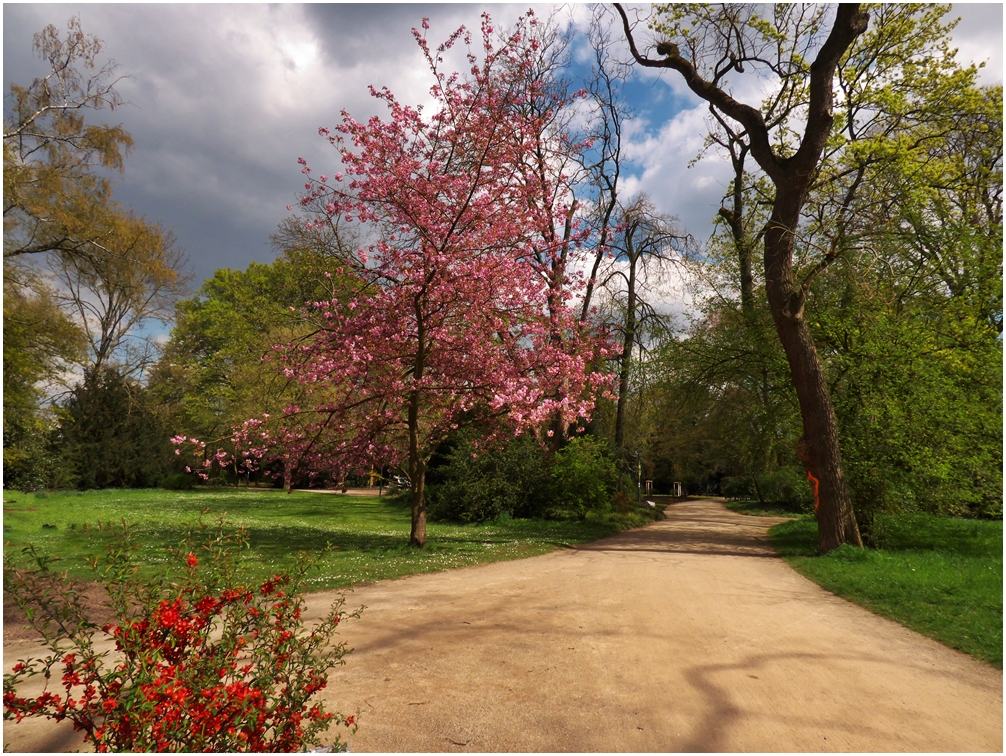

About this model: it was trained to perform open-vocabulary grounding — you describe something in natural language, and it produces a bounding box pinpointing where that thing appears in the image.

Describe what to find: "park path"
[4,499,1002,752]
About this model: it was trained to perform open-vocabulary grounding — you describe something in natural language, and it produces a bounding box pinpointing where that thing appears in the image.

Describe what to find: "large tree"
[199,13,610,546]
[603,195,686,451]
[617,3,873,551]
[5,18,188,378]
[4,18,189,490]
[620,4,1001,540]
[2,265,86,489]
[59,366,173,489]
[53,217,187,376]
[149,244,354,488]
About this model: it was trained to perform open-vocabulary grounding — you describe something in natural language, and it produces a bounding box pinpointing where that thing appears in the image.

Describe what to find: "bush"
[160,472,197,490]
[721,468,814,512]
[427,432,623,523]
[3,522,360,752]
[722,475,754,500]
[547,436,618,520]
[427,432,552,523]
[2,413,61,492]
[756,466,814,513]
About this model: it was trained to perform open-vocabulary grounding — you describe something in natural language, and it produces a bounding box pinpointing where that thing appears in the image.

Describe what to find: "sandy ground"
[3,499,1002,752]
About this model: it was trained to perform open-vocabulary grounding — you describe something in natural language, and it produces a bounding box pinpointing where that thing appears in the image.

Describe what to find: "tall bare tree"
[601,195,686,451]
[54,216,187,376]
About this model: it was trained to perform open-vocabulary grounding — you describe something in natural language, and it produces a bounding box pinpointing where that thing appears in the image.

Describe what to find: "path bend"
[320,499,1002,752]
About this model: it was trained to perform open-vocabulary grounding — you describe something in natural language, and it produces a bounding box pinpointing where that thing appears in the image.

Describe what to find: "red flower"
[186,552,199,567]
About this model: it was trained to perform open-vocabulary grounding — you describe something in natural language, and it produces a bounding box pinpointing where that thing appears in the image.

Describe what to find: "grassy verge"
[769,512,1003,668]
[3,488,657,592]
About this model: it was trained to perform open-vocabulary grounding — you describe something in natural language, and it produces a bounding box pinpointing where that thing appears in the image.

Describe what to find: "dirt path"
[4,499,1002,752]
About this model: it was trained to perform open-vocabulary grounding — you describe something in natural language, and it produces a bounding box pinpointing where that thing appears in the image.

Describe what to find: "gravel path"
[4,499,1002,752]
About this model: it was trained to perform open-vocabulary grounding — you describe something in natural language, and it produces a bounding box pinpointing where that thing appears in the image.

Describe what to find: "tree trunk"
[408,294,429,547]
[407,382,427,547]
[407,378,428,546]
[409,459,427,548]
[718,140,755,321]
[614,253,638,450]
[764,199,862,552]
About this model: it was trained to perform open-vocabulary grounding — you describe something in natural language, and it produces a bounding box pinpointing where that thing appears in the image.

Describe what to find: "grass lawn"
[3,488,657,592]
[769,512,1003,668]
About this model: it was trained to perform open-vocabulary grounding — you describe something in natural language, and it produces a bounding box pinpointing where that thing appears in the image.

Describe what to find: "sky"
[4,3,1003,302]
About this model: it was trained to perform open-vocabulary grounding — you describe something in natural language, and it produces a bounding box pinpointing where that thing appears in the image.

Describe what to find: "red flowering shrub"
[3,522,361,752]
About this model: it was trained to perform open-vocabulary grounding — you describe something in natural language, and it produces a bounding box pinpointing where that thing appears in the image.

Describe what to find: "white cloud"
[949,3,1003,85]
[620,103,733,243]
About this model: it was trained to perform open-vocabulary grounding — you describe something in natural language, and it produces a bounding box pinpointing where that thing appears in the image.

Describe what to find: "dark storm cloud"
[304,4,469,67]
[6,5,304,281]
[2,4,548,287]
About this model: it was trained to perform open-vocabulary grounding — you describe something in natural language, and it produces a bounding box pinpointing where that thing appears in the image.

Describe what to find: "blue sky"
[5,3,1002,295]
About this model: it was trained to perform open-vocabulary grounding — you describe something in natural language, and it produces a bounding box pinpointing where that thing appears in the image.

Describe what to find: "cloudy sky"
[5,3,1002,294]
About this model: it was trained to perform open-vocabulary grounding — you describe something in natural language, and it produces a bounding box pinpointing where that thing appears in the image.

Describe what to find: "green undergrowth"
[769,512,1003,667]
[722,498,808,518]
[3,488,657,592]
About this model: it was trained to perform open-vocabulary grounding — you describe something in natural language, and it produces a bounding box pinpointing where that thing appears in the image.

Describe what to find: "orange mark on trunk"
[807,471,820,513]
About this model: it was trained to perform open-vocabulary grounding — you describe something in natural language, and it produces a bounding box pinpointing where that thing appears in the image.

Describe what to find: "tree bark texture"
[408,384,428,547]
[409,457,427,548]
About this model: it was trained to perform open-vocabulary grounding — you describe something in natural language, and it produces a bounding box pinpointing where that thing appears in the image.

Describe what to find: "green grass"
[769,512,1003,667]
[3,488,656,591]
